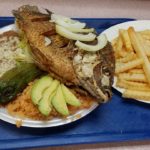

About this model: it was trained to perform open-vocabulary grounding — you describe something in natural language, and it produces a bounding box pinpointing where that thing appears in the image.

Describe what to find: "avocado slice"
[31,75,53,105]
[61,84,81,107]
[38,80,60,116]
[52,85,69,116]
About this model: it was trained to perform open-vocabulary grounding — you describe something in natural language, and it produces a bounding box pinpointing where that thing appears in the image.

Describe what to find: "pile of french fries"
[112,27,150,101]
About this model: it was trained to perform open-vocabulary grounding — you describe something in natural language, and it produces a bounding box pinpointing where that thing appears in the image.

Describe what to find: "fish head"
[73,42,115,103]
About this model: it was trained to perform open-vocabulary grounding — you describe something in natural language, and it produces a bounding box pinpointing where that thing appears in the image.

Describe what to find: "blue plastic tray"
[2,17,150,150]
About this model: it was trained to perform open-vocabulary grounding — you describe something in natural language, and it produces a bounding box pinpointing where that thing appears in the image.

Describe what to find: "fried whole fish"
[13,5,115,103]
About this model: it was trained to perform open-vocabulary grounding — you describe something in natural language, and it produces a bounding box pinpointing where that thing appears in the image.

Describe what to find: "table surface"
[1,0,150,150]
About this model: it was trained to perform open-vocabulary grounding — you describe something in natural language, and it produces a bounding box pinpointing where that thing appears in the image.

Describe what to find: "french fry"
[116,36,123,50]
[139,30,150,35]
[112,37,118,47]
[115,62,124,68]
[145,48,150,57]
[138,33,150,57]
[119,73,147,82]
[134,65,142,69]
[112,44,120,59]
[116,52,136,63]
[145,39,150,43]
[122,80,150,88]
[115,58,143,74]
[116,79,128,89]
[123,89,150,101]
[120,29,133,51]
[115,36,124,57]
[128,27,150,85]
[129,69,144,74]
[145,39,150,47]
[116,79,150,91]
[140,34,150,40]
[119,46,128,57]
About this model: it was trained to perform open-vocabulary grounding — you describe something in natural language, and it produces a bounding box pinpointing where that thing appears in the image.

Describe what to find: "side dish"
[0,31,22,77]
[112,27,150,101]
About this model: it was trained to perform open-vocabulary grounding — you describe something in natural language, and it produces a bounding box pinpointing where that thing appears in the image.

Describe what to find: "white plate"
[102,20,150,104]
[0,24,99,128]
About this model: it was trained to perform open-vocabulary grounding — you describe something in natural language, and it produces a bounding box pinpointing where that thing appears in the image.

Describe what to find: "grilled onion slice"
[51,14,86,29]
[56,25,96,41]
[63,27,94,33]
[55,19,86,29]
[75,34,107,52]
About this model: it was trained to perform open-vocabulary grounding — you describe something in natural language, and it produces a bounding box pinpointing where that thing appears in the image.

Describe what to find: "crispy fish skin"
[13,5,115,103]
[18,20,79,85]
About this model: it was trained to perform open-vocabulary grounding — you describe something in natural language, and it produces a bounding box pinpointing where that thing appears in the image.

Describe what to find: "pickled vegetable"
[0,63,43,103]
